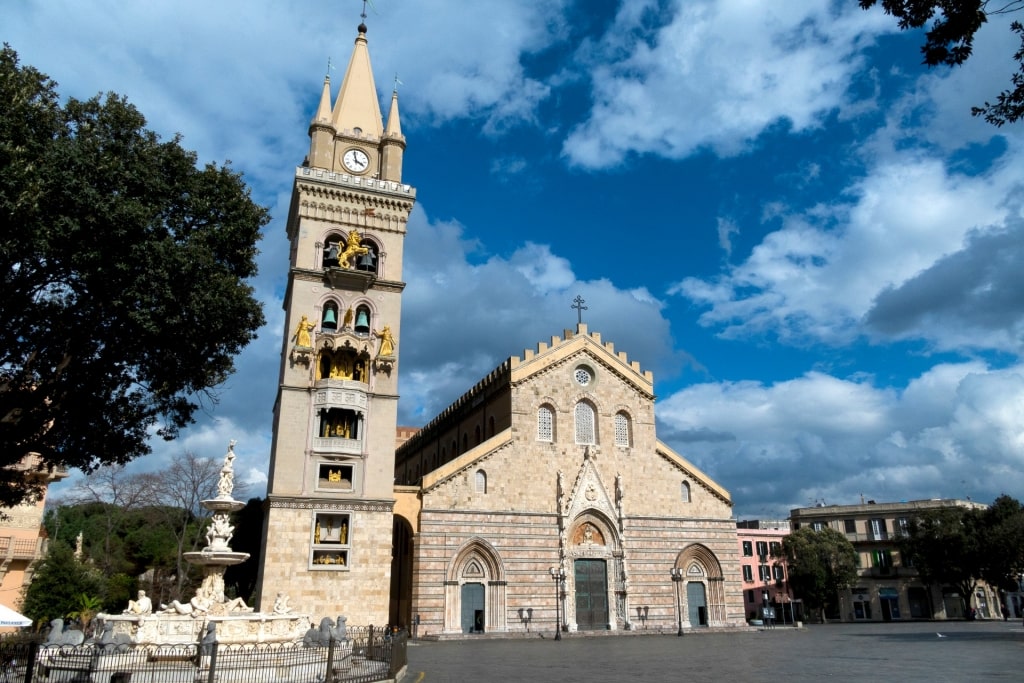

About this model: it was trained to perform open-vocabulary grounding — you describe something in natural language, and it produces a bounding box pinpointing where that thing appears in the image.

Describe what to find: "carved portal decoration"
[572,522,605,546]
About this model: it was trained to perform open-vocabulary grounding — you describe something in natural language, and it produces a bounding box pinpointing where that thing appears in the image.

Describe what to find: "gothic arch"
[443,538,508,634]
[673,543,728,627]
[564,509,625,631]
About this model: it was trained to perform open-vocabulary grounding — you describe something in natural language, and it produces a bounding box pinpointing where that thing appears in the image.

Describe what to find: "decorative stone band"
[267,497,394,513]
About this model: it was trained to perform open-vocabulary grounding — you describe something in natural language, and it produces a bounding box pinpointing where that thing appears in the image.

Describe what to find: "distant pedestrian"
[1001,604,1009,621]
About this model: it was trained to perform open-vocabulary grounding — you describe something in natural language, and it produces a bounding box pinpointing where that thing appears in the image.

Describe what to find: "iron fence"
[0,625,406,683]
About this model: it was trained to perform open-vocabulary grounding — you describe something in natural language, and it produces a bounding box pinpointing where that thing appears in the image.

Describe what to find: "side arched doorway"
[443,539,507,634]
[674,543,728,627]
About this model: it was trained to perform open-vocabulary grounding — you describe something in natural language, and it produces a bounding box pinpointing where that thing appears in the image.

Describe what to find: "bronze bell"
[322,308,338,330]
[354,309,370,334]
[356,250,376,272]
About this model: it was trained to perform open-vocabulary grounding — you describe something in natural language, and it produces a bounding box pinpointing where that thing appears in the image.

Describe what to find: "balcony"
[311,437,362,455]
[0,535,44,561]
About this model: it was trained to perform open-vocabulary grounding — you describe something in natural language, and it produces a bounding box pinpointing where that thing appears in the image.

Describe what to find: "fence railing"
[0,625,406,683]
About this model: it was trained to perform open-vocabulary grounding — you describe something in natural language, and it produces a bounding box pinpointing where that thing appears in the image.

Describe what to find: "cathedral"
[257,21,745,635]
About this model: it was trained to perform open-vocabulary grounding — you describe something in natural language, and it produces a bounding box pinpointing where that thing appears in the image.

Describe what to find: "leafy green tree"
[782,527,859,623]
[20,542,105,629]
[978,495,1024,591]
[0,46,268,507]
[898,503,984,610]
[859,1,1024,125]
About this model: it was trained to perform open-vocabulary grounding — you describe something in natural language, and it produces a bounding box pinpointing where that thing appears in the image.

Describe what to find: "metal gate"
[574,559,609,630]
[460,582,485,633]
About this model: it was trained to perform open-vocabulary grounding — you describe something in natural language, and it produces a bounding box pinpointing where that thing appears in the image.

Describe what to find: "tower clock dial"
[343,148,370,173]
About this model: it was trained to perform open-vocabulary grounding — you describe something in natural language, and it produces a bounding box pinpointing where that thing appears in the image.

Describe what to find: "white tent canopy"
[0,603,32,627]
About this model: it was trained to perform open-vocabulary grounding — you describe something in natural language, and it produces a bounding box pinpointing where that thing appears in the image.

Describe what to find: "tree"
[897,503,984,611]
[20,542,105,629]
[978,495,1024,591]
[859,1,1024,125]
[0,46,269,507]
[782,527,859,623]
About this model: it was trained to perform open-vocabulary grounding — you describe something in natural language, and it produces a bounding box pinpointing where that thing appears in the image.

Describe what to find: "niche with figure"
[316,348,370,383]
[311,511,351,569]
[319,408,361,440]
[317,462,354,491]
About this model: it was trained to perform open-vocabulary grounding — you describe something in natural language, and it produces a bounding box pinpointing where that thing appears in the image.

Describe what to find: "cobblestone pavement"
[405,620,1024,682]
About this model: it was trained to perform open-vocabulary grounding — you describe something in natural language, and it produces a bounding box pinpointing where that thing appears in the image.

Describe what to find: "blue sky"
[7,0,1024,518]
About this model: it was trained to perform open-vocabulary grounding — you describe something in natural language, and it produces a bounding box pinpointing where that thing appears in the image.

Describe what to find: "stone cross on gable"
[571,295,587,325]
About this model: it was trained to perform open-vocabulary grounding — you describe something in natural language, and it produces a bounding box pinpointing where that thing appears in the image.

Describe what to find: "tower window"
[321,301,339,331]
[354,241,377,274]
[311,512,351,569]
[319,408,360,439]
[681,481,691,502]
[574,401,596,445]
[354,305,371,335]
[475,470,487,494]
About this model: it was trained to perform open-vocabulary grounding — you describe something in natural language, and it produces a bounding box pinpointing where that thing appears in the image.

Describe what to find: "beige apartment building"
[0,455,67,629]
[790,499,997,621]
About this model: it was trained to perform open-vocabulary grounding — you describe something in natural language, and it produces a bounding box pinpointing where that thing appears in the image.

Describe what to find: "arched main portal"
[674,543,727,627]
[443,539,507,634]
[564,511,623,631]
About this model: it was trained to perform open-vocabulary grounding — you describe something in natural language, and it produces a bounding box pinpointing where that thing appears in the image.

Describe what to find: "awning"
[0,604,32,627]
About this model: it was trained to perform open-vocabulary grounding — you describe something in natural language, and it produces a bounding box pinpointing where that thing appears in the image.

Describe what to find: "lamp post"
[670,567,685,636]
[549,566,565,640]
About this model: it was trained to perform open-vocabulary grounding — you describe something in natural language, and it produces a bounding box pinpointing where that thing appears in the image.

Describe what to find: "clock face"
[343,149,369,173]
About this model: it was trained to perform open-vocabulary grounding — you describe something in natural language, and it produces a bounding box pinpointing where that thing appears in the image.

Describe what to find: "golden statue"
[292,315,315,348]
[374,325,396,357]
[340,522,348,545]
[343,307,354,328]
[338,229,369,269]
[314,521,321,544]
[328,469,341,482]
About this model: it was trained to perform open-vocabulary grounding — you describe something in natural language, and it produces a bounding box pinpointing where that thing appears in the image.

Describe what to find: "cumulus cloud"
[659,362,1024,516]
[562,0,893,168]
[671,150,1024,350]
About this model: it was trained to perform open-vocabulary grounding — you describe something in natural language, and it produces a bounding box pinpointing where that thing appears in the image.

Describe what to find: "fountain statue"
[97,442,309,645]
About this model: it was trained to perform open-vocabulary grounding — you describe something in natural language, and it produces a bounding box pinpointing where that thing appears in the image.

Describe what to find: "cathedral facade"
[260,21,744,635]
[391,326,745,635]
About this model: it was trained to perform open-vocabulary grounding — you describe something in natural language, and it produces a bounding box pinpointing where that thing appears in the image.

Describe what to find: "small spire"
[385,89,402,138]
[313,74,333,125]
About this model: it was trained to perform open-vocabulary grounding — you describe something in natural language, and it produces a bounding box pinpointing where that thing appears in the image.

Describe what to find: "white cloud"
[659,362,1024,516]
[563,0,894,168]
[672,149,1024,350]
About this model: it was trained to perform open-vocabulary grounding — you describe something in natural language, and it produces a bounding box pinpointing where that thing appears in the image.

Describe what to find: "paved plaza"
[405,620,1024,682]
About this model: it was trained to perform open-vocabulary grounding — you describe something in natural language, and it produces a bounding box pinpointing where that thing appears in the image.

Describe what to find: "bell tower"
[256,21,415,625]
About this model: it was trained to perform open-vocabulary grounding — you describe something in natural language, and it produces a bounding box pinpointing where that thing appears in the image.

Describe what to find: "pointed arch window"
[537,405,554,442]
[614,412,631,447]
[475,470,487,494]
[575,401,596,445]
[322,233,343,268]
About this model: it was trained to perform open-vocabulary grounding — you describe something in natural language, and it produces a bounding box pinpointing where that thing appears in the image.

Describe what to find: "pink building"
[736,520,800,624]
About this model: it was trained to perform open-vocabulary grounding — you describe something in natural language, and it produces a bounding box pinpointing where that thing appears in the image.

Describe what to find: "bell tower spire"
[258,15,416,626]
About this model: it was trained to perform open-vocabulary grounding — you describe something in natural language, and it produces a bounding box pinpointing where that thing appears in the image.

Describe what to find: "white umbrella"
[0,604,32,627]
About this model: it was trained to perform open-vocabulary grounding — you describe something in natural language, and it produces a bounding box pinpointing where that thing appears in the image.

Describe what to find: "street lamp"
[670,567,685,636]
[549,566,565,641]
